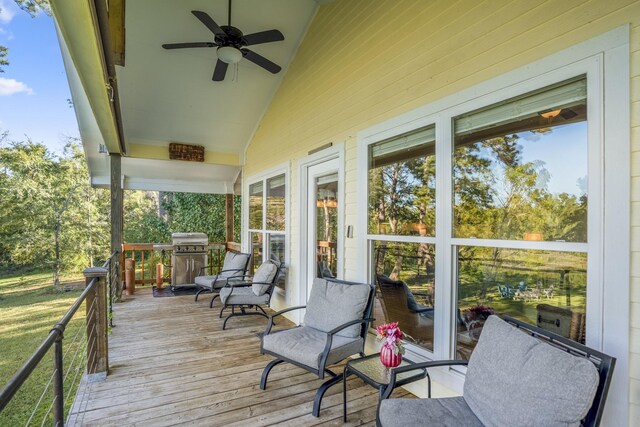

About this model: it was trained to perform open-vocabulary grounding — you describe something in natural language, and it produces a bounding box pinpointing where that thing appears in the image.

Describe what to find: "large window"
[452,77,588,359]
[368,125,437,352]
[248,173,287,289]
[366,77,591,359]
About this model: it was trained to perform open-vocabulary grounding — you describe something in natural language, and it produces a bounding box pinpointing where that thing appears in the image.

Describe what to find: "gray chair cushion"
[379,397,483,427]
[194,274,224,290]
[252,262,278,296]
[195,274,242,290]
[463,315,599,427]
[222,252,250,274]
[262,326,363,370]
[220,286,270,305]
[303,278,370,338]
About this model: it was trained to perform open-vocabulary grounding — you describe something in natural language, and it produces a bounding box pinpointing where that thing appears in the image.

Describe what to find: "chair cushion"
[262,326,363,370]
[194,275,223,290]
[303,278,370,338]
[379,397,483,427]
[220,286,270,306]
[463,315,599,427]
[222,252,250,275]
[252,262,278,296]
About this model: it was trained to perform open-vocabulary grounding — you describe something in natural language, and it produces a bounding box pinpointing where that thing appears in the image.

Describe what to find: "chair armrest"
[263,305,307,335]
[390,359,468,374]
[327,318,375,336]
[222,274,253,286]
[318,318,375,372]
[381,360,468,400]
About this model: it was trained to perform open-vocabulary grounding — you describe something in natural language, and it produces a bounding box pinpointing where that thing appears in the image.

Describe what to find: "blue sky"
[0,0,78,154]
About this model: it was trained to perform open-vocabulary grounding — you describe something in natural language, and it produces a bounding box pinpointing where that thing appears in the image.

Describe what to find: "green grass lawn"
[0,271,86,426]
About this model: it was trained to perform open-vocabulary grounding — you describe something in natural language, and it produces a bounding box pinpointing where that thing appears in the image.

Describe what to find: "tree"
[0,137,110,283]
[163,193,229,242]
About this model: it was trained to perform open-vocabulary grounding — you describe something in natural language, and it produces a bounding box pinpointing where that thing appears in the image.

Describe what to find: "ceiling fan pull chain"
[232,62,239,82]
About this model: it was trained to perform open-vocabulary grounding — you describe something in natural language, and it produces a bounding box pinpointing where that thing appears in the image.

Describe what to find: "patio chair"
[217,258,285,330]
[194,251,251,305]
[375,274,433,348]
[259,277,375,417]
[377,315,615,427]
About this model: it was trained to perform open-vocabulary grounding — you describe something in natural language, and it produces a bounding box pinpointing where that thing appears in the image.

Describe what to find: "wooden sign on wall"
[169,143,205,162]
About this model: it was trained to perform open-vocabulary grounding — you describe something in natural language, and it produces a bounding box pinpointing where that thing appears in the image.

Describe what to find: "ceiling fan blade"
[213,60,229,81]
[192,10,226,36]
[242,29,284,46]
[162,42,216,50]
[241,49,282,74]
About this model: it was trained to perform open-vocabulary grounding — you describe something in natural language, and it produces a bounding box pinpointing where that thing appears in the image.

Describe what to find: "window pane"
[249,182,263,230]
[372,241,435,351]
[453,77,588,242]
[267,174,286,231]
[316,173,338,278]
[268,233,286,289]
[455,246,586,360]
[249,232,263,274]
[368,126,436,236]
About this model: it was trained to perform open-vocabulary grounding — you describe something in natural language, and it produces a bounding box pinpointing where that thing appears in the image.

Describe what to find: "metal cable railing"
[0,252,119,426]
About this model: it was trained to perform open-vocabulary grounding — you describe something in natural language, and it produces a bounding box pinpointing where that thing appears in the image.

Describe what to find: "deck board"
[67,288,412,426]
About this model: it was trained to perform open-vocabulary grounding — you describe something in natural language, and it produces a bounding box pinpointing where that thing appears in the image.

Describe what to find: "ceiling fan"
[162,0,285,81]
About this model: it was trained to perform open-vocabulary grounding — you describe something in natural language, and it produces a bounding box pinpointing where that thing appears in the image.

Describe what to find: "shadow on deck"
[68,288,411,426]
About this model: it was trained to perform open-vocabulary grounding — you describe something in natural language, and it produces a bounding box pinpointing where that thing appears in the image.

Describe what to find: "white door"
[305,158,342,300]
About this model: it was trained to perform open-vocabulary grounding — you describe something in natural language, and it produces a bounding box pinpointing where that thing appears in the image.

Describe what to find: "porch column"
[225,193,234,243]
[110,154,123,298]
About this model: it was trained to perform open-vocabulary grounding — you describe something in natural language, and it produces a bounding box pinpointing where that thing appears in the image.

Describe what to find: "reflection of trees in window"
[249,182,263,230]
[266,176,285,231]
[368,126,436,236]
[453,77,588,243]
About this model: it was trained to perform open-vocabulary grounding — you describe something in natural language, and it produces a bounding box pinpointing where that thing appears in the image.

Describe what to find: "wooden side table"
[342,353,428,422]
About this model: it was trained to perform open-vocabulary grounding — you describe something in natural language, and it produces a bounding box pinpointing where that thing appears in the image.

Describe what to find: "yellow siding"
[244,0,640,420]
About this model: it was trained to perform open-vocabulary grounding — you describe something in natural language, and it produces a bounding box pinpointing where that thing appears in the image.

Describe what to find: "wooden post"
[225,193,234,243]
[84,267,109,377]
[110,154,124,298]
[125,258,135,295]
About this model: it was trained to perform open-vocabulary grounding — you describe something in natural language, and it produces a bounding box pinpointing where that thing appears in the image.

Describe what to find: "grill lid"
[171,232,208,245]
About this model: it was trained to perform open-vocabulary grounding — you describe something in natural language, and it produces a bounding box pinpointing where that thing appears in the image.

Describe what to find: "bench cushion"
[464,315,599,427]
[379,397,483,427]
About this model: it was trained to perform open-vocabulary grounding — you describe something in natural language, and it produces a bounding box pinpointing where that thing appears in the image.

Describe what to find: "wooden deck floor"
[68,287,411,426]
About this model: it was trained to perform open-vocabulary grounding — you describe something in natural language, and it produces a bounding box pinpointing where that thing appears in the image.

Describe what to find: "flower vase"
[380,345,402,368]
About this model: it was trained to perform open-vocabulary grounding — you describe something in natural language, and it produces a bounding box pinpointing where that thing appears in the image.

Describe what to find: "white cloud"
[0,0,18,24]
[0,77,34,95]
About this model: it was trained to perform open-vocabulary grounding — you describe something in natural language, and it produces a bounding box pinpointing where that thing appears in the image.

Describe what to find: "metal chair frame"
[259,278,375,417]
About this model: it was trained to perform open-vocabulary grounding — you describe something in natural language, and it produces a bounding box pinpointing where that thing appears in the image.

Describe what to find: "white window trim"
[356,26,629,426]
[243,162,290,297]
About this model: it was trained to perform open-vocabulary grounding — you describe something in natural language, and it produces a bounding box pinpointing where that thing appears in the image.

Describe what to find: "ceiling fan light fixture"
[217,46,243,64]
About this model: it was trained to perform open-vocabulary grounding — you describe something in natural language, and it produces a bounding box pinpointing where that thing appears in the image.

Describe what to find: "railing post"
[52,332,64,427]
[83,268,109,378]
